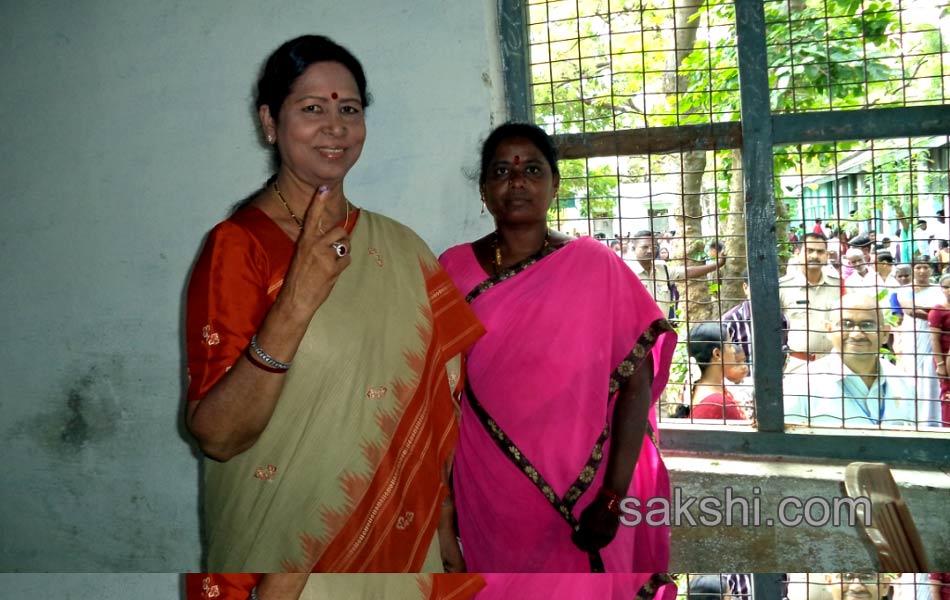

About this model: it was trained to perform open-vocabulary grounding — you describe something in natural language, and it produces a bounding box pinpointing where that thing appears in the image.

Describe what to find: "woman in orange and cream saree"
[184,35,482,573]
[185,574,486,600]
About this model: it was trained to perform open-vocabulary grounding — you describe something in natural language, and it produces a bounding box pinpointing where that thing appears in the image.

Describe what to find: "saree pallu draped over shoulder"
[198,210,483,572]
[439,237,677,572]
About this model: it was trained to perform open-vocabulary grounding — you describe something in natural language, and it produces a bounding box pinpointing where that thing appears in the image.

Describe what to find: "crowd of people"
[612,223,950,429]
[786,573,950,600]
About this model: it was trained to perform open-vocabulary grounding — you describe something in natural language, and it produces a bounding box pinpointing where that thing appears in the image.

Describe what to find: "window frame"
[500,0,950,466]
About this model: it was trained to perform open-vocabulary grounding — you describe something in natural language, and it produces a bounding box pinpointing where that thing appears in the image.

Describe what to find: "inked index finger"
[302,185,330,236]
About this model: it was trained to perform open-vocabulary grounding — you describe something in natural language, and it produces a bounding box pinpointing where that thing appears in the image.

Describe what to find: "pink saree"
[475,573,677,600]
[439,237,676,572]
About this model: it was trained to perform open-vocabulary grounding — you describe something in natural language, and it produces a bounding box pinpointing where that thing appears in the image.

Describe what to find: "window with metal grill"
[499,0,950,465]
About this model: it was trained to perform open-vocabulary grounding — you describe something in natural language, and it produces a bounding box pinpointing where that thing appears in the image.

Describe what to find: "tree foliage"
[533,2,943,215]
[552,159,620,220]
[531,0,947,322]
[855,148,940,225]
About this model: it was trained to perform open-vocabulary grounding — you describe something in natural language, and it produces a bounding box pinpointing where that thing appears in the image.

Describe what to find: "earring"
[266,135,274,144]
[480,192,487,215]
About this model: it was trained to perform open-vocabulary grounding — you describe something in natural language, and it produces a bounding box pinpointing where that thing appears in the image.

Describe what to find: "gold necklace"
[493,229,550,275]
[273,181,351,232]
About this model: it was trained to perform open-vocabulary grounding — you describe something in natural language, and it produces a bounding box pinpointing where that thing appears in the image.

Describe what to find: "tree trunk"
[666,0,714,324]
[673,152,715,323]
[775,185,792,273]
[665,0,706,95]
[720,150,747,313]
[658,0,708,416]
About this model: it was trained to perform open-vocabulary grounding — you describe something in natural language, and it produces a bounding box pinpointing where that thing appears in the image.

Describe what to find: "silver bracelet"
[249,334,292,370]
[249,586,260,600]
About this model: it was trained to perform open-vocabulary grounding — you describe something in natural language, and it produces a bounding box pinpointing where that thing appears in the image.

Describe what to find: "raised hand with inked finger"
[277,184,353,322]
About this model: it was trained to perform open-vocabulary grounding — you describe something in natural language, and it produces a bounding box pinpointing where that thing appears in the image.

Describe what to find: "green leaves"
[530,0,944,275]
[551,159,619,220]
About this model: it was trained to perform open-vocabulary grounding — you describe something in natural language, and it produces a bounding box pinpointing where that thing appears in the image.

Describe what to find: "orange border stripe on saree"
[305,263,483,572]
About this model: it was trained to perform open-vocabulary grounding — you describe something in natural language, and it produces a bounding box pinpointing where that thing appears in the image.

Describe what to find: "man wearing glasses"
[788,573,895,600]
[825,573,896,600]
[783,293,916,428]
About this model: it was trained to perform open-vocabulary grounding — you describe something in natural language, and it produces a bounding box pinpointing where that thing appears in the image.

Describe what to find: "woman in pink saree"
[475,574,677,600]
[439,123,677,573]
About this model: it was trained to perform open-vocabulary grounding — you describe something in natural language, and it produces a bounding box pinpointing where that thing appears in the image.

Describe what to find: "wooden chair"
[841,461,931,570]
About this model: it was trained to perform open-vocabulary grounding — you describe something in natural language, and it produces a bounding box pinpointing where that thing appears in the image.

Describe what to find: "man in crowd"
[787,574,895,600]
[916,219,931,258]
[779,232,841,372]
[707,240,724,261]
[880,235,893,256]
[784,293,916,428]
[824,573,896,600]
[722,269,789,367]
[874,251,895,289]
[609,239,623,259]
[841,233,872,279]
[843,248,876,291]
[627,230,726,318]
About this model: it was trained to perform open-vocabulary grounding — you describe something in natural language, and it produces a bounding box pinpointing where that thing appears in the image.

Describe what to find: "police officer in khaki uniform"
[627,230,726,318]
[779,231,841,373]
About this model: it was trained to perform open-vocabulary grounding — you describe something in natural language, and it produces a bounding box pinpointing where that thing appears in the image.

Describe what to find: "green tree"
[532,1,679,222]
[854,148,940,228]
[530,0,941,321]
[666,0,909,314]
[552,159,619,220]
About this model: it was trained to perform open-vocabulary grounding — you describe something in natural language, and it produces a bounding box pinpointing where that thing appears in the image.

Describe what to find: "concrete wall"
[0,0,499,571]
[1,574,180,599]
[668,455,950,570]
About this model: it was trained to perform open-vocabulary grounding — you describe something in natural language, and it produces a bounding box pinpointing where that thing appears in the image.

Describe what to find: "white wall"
[0,0,500,571]
[0,575,180,599]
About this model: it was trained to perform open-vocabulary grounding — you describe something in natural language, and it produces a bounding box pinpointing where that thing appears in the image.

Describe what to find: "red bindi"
[513,155,520,165]
[331,92,338,100]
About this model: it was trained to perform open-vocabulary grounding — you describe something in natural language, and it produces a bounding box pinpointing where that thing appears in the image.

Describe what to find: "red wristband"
[598,487,624,515]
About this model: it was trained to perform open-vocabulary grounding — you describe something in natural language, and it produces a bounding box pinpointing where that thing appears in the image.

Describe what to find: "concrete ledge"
[665,453,950,570]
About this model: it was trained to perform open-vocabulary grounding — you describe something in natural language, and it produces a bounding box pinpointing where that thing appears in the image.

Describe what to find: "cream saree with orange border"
[202,210,483,572]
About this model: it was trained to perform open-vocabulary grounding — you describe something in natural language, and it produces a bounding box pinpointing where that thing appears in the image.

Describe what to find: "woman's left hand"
[571,496,621,553]
[437,495,466,572]
[439,531,466,573]
[573,353,653,554]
